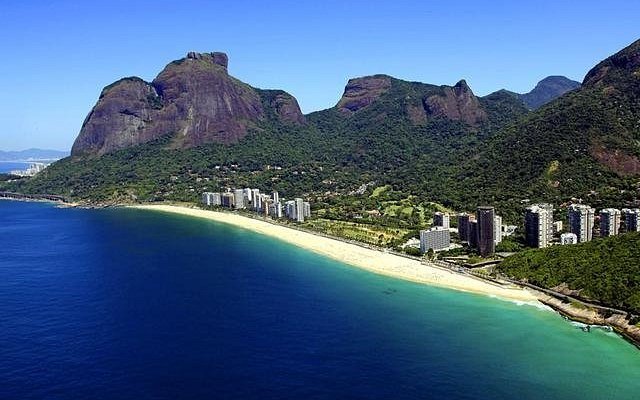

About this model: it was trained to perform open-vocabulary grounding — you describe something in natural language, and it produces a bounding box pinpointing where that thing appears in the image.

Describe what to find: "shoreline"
[130,204,538,303]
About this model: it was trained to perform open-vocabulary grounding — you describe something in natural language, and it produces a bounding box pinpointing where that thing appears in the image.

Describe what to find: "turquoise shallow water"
[1,200,639,399]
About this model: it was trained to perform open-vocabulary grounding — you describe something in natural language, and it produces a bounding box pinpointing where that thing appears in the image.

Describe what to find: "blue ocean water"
[0,161,30,173]
[1,200,639,399]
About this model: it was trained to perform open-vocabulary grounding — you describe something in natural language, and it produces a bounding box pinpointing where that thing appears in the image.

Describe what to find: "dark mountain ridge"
[518,75,581,110]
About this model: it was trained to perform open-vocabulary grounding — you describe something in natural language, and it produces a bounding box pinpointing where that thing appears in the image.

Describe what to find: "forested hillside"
[5,39,640,226]
[499,233,640,314]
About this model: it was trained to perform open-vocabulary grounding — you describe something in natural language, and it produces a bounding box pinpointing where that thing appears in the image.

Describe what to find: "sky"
[0,0,639,151]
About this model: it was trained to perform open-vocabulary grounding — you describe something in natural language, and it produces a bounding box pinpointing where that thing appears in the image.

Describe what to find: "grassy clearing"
[303,218,411,246]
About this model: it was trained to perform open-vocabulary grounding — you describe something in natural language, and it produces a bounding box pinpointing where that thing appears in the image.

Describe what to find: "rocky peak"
[583,39,640,87]
[336,75,392,113]
[453,79,471,93]
[518,76,581,109]
[423,80,486,125]
[71,51,304,156]
[184,51,228,69]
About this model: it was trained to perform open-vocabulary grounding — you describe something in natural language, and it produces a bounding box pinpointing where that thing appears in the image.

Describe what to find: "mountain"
[334,75,487,125]
[9,39,640,222]
[0,148,68,161]
[71,52,304,156]
[12,58,528,204]
[517,75,581,110]
[468,39,640,215]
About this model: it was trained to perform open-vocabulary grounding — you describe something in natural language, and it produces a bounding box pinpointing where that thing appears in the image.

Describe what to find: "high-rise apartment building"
[458,213,471,243]
[525,204,553,248]
[568,204,595,243]
[433,212,450,229]
[477,206,495,257]
[494,215,503,245]
[233,189,245,209]
[469,220,478,249]
[622,209,640,232]
[599,208,621,237]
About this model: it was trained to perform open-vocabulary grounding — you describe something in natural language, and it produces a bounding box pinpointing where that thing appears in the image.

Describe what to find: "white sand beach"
[131,204,538,302]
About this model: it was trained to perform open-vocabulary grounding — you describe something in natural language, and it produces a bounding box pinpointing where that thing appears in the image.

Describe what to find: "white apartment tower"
[568,204,595,243]
[494,215,503,245]
[295,198,305,222]
[599,208,621,237]
[525,204,553,248]
[233,189,245,209]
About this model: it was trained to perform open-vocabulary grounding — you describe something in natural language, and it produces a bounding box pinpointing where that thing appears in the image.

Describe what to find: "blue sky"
[0,0,638,151]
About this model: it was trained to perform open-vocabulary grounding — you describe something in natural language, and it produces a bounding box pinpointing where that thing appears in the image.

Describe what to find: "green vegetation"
[303,218,411,247]
[499,233,640,314]
[495,236,525,253]
[3,41,639,235]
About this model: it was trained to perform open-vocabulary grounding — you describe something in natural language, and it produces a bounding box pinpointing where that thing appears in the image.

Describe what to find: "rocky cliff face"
[72,52,305,156]
[336,75,392,114]
[335,76,487,125]
[423,80,487,125]
[583,39,640,87]
[518,76,581,110]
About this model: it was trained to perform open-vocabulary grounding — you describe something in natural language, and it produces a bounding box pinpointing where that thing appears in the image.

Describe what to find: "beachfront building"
[568,204,595,243]
[433,212,450,229]
[599,208,621,237]
[233,189,245,209]
[284,200,296,220]
[221,192,234,208]
[560,232,578,245]
[202,192,221,206]
[458,213,471,243]
[419,227,451,253]
[469,220,478,249]
[201,192,210,205]
[525,204,553,248]
[622,209,640,232]
[269,201,283,218]
[477,206,495,257]
[251,189,261,210]
[494,215,503,245]
[303,202,311,219]
[295,198,305,222]
[243,188,253,204]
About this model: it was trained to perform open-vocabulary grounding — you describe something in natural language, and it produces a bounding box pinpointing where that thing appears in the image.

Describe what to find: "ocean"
[0,161,30,173]
[1,200,639,399]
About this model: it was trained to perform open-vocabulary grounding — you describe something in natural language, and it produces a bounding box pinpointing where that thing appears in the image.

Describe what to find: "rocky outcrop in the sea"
[71,52,305,156]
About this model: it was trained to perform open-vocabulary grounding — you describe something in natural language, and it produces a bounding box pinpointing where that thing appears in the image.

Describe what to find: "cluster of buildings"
[202,188,311,222]
[8,162,47,177]
[524,203,640,248]
[420,207,503,257]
